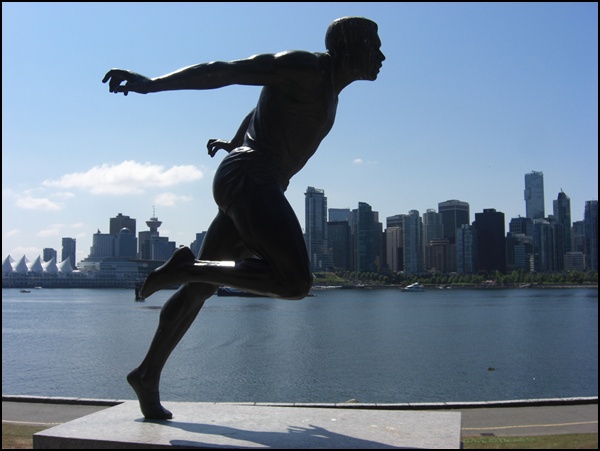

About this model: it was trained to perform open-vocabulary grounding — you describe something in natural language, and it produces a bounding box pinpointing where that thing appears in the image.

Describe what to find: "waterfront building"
[190,232,207,258]
[329,208,350,222]
[305,186,332,271]
[564,252,585,272]
[43,248,57,263]
[328,220,350,271]
[138,213,163,260]
[438,200,469,272]
[424,238,451,273]
[509,216,533,237]
[61,237,76,269]
[571,220,585,255]
[403,210,423,275]
[456,224,476,274]
[524,171,545,220]
[385,226,402,273]
[438,199,470,245]
[42,256,59,274]
[349,202,380,272]
[533,219,556,272]
[89,230,116,258]
[110,213,136,236]
[553,190,572,254]
[584,200,598,270]
[115,227,137,258]
[422,208,444,245]
[473,208,506,273]
[506,233,533,272]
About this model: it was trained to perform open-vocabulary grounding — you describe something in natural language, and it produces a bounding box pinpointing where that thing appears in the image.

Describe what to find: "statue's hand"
[102,69,151,96]
[207,138,234,157]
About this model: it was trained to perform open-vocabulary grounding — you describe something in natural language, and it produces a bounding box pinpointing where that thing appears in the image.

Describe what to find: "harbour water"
[2,287,597,404]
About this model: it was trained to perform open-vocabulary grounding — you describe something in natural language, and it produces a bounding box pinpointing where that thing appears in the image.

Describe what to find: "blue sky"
[2,2,598,263]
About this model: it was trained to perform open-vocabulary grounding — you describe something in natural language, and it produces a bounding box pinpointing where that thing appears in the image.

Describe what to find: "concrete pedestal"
[34,401,461,449]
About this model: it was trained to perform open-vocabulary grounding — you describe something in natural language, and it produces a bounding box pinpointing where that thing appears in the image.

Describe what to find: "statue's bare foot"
[140,246,196,299]
[127,368,173,420]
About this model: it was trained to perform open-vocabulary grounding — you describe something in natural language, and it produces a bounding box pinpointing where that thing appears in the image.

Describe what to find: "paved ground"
[2,396,597,438]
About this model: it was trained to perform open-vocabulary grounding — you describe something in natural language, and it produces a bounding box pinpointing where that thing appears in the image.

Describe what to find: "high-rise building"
[328,221,350,271]
[553,190,572,253]
[43,248,57,263]
[115,227,137,258]
[438,200,470,244]
[110,213,136,236]
[190,232,207,258]
[422,209,444,245]
[305,186,331,271]
[139,212,162,259]
[524,171,545,220]
[509,216,533,237]
[385,226,402,273]
[90,230,115,258]
[349,202,380,272]
[533,219,556,272]
[584,200,598,271]
[61,237,76,268]
[329,208,350,222]
[403,210,423,274]
[473,208,506,273]
[456,224,476,274]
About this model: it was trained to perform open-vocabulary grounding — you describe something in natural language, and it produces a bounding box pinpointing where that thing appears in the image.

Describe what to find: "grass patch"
[463,433,598,449]
[2,423,49,449]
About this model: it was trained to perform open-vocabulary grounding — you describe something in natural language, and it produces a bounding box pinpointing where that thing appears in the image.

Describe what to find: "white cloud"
[353,158,364,164]
[37,227,60,238]
[6,229,21,237]
[154,192,193,207]
[42,160,204,195]
[16,195,63,211]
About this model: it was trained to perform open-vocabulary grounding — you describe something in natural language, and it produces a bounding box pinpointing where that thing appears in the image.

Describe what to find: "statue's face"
[349,28,385,81]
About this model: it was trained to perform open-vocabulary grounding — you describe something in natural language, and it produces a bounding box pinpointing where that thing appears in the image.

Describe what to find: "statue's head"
[326,17,384,81]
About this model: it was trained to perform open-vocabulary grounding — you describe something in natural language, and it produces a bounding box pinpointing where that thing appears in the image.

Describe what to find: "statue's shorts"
[212,147,288,213]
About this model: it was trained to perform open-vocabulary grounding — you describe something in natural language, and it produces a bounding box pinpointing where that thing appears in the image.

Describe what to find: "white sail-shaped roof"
[2,255,14,274]
[57,257,74,273]
[27,256,44,274]
[12,255,29,274]
[42,256,59,274]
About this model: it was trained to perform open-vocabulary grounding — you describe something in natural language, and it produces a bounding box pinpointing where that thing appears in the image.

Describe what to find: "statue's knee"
[280,273,313,300]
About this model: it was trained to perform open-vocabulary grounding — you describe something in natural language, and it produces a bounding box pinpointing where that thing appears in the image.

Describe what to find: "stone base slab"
[34,401,461,449]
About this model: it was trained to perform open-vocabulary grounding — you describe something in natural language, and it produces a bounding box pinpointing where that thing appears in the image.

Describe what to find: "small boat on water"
[400,283,425,292]
[19,289,31,293]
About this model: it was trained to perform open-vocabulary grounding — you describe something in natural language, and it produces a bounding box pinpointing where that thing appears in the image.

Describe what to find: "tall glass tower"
[553,190,572,253]
[305,186,331,271]
[584,200,598,271]
[524,171,545,220]
[438,199,470,244]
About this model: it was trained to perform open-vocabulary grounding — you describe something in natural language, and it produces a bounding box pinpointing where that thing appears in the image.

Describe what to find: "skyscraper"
[473,208,506,273]
[403,210,423,274]
[524,171,545,220]
[584,200,598,271]
[110,213,136,236]
[61,237,76,268]
[349,202,379,272]
[305,186,331,271]
[422,208,444,245]
[438,199,470,244]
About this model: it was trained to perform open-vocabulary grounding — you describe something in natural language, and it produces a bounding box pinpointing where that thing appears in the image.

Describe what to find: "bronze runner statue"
[103,16,384,419]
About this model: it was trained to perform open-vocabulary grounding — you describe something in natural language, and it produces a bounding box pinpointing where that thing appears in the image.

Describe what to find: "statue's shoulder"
[272,50,325,69]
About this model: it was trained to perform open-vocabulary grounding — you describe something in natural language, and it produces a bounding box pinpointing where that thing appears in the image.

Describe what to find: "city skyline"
[3,3,598,262]
[3,177,595,267]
